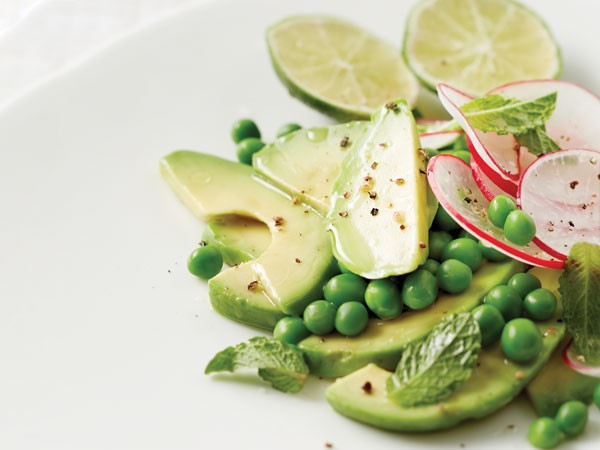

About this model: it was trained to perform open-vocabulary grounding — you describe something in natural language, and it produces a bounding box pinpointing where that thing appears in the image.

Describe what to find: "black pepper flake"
[340,136,349,148]
[371,162,378,170]
[569,180,579,189]
[273,216,285,227]
[368,191,377,199]
[464,197,472,204]
[419,169,426,175]
[198,240,207,247]
[247,280,259,291]
[361,381,373,394]
[364,175,372,182]
[582,204,588,210]
[395,178,405,185]
[400,224,406,230]
[385,101,398,110]
[339,211,348,218]
[343,191,350,199]
[370,208,379,216]
[291,197,299,205]
[295,258,302,264]
[568,220,575,227]
[324,443,333,449]
[419,242,427,249]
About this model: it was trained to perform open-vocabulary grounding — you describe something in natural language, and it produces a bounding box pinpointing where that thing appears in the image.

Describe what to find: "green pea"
[503,210,537,246]
[479,241,509,262]
[237,137,265,165]
[429,230,453,261]
[437,259,473,294]
[507,272,542,298]
[420,258,440,275]
[364,278,403,320]
[524,288,557,321]
[441,238,483,272]
[402,269,439,310]
[440,149,471,164]
[323,273,367,307]
[471,304,505,347]
[303,300,337,335]
[501,318,543,363]
[187,245,223,279]
[231,118,261,143]
[276,122,302,137]
[337,260,353,274]
[483,285,522,321]
[434,205,461,231]
[528,417,562,449]
[457,229,478,241]
[555,400,588,437]
[488,194,517,228]
[593,383,600,409]
[335,301,369,336]
[273,317,310,345]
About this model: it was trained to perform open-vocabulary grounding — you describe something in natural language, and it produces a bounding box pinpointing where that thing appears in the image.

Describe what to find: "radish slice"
[419,130,463,150]
[438,83,521,182]
[518,148,600,259]
[562,339,600,378]
[427,154,564,269]
[471,157,515,202]
[491,80,600,151]
[468,138,518,196]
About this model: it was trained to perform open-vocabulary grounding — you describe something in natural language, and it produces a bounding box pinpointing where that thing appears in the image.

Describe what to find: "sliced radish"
[471,156,515,202]
[419,130,463,150]
[562,339,600,378]
[468,138,518,196]
[427,154,564,269]
[438,83,521,183]
[491,80,600,151]
[518,148,600,259]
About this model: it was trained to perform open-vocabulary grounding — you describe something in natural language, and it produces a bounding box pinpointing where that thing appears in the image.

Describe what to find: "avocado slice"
[525,267,598,416]
[253,121,366,214]
[253,122,438,226]
[202,215,271,265]
[160,151,337,329]
[326,321,564,432]
[328,100,429,278]
[299,259,525,378]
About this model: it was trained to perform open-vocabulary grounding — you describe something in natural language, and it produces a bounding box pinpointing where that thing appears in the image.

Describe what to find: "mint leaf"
[461,92,557,135]
[558,242,600,364]
[205,336,309,393]
[515,126,561,156]
[386,313,481,406]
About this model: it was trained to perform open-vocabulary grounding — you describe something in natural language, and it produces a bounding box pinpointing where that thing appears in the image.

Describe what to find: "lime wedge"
[403,0,561,96]
[267,16,420,120]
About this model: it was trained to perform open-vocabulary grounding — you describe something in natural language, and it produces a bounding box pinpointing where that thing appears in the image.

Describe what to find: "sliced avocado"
[160,151,337,329]
[300,259,525,377]
[325,319,564,432]
[253,121,366,214]
[328,100,429,278]
[253,121,438,225]
[525,267,598,416]
[202,215,271,266]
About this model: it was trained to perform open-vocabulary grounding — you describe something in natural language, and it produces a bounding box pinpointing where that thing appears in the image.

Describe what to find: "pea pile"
[489,194,537,246]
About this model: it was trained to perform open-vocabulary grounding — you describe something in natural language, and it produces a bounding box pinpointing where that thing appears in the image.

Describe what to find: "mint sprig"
[460,92,560,156]
[205,336,309,393]
[558,242,600,364]
[386,313,481,407]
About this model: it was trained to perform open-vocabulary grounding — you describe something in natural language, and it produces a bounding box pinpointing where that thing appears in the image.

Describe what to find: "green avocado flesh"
[325,319,564,432]
[202,215,270,265]
[328,100,429,278]
[160,151,337,329]
[525,267,599,417]
[253,121,438,225]
[300,259,526,378]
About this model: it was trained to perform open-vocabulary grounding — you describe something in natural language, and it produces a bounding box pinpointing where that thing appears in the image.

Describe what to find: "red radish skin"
[518,148,600,259]
[468,137,519,196]
[427,154,564,269]
[470,157,515,202]
[437,83,521,182]
[562,339,600,378]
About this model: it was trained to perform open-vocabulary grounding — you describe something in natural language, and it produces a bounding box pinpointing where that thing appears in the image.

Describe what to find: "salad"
[161,0,599,448]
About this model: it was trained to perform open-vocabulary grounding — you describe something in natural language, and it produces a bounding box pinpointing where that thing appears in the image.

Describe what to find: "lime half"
[267,16,420,120]
[403,0,561,96]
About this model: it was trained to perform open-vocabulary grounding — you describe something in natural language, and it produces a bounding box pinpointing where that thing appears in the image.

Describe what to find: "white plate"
[0,1,598,449]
